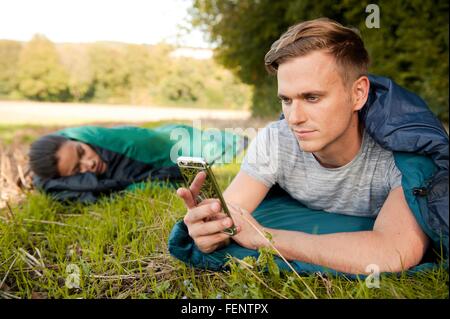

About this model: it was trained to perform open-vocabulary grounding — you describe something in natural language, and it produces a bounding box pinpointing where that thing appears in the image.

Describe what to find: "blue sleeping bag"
[168,75,449,276]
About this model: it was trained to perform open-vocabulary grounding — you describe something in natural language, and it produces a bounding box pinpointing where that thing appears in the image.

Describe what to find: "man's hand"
[176,171,236,253]
[227,202,267,250]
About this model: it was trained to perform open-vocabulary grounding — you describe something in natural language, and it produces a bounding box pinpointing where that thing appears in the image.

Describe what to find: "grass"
[0,124,58,146]
[0,162,448,299]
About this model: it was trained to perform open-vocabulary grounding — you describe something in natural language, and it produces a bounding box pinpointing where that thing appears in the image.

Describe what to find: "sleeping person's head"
[29,135,108,179]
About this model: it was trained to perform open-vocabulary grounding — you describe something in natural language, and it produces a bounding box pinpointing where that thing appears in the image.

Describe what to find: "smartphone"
[176,156,237,236]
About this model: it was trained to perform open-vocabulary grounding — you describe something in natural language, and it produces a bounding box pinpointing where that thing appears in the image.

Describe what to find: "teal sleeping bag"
[57,124,247,167]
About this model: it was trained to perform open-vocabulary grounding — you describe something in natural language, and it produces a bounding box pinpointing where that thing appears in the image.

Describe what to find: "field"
[0,121,448,299]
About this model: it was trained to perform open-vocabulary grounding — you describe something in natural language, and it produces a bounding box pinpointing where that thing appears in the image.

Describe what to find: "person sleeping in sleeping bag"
[28,124,248,204]
[173,18,449,275]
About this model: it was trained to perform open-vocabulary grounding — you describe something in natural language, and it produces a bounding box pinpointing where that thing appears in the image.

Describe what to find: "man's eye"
[280,97,292,105]
[306,96,319,102]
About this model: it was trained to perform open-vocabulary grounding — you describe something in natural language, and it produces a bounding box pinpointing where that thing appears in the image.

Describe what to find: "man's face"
[277,50,357,154]
[56,141,107,177]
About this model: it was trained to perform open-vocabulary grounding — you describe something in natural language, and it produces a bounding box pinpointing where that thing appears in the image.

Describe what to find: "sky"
[0,0,211,47]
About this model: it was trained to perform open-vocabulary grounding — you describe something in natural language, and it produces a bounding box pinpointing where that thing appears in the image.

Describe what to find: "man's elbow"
[381,237,429,272]
[384,252,423,273]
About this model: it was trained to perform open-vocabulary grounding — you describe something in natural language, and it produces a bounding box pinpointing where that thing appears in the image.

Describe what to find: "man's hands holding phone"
[176,171,240,253]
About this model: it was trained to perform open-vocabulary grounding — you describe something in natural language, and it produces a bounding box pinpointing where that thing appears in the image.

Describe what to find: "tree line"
[0,35,252,110]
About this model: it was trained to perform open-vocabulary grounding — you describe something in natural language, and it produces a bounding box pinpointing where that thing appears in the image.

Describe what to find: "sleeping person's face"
[56,141,107,177]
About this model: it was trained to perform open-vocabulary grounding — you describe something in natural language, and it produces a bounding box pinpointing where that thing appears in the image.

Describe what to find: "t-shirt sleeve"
[386,158,403,191]
[240,125,279,187]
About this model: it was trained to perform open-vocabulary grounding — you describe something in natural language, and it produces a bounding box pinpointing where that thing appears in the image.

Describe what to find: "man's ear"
[352,76,370,111]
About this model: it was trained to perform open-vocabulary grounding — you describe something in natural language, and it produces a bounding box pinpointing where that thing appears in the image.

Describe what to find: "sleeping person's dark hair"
[28,134,69,179]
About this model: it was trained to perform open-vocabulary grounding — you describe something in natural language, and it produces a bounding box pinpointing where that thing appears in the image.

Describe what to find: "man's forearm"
[257,228,413,274]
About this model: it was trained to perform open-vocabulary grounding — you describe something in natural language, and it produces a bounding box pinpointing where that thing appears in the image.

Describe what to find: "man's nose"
[80,159,95,173]
[288,100,308,125]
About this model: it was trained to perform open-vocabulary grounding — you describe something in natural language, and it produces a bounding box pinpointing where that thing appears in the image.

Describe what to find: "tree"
[88,43,130,103]
[58,43,95,101]
[156,55,252,109]
[0,40,22,97]
[190,0,449,121]
[123,43,170,104]
[16,34,70,101]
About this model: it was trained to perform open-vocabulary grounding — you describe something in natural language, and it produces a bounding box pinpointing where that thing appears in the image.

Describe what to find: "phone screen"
[177,156,237,236]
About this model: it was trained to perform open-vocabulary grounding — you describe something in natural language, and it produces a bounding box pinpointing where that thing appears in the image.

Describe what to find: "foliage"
[0,40,22,97]
[0,38,252,109]
[157,57,252,109]
[190,0,449,121]
[57,43,95,102]
[16,35,71,101]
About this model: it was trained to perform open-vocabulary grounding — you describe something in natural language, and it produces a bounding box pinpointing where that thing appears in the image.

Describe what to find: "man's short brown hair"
[264,18,370,86]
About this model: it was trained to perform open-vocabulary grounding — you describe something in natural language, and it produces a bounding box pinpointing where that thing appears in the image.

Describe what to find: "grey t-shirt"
[241,120,403,218]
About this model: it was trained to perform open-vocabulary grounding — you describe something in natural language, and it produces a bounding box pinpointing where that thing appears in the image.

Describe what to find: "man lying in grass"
[176,18,439,275]
[28,124,246,203]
